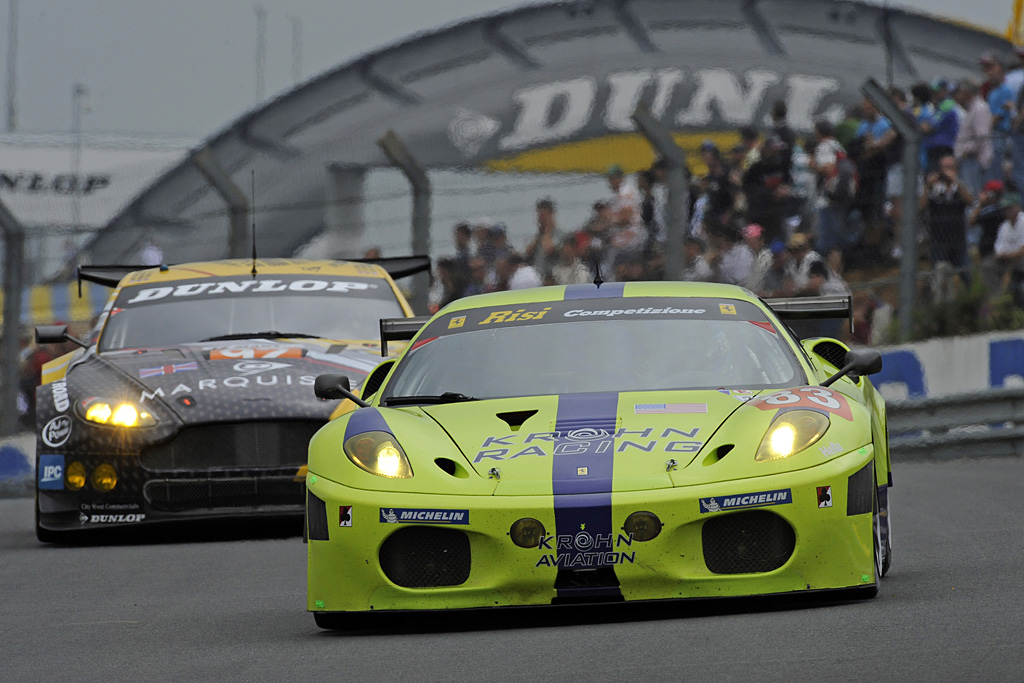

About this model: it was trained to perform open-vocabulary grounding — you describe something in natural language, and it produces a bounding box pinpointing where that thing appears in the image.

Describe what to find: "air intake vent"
[847,461,874,516]
[306,490,329,541]
[812,340,848,370]
[379,527,470,588]
[702,511,795,574]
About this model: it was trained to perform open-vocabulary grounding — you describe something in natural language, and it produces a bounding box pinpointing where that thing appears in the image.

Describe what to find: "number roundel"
[752,387,852,420]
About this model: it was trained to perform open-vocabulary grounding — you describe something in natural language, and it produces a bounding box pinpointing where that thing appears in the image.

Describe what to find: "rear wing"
[379,316,431,356]
[765,295,853,333]
[77,265,161,293]
[347,255,430,279]
[76,256,429,293]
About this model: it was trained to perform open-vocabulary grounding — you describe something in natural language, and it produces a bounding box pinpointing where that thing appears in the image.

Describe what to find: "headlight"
[78,398,157,427]
[343,431,413,478]
[754,410,830,462]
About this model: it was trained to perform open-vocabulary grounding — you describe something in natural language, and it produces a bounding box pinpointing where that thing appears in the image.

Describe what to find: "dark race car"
[33,258,422,542]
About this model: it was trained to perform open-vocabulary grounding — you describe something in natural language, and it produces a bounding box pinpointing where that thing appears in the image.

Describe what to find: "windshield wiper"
[199,331,322,342]
[383,392,479,406]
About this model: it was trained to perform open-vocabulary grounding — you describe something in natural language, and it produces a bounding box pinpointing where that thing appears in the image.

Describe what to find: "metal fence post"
[378,130,431,315]
[190,147,250,259]
[0,197,25,436]
[631,102,689,280]
[861,78,921,341]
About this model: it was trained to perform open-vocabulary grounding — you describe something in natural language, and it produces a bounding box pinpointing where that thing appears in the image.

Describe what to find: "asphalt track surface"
[1,458,1022,683]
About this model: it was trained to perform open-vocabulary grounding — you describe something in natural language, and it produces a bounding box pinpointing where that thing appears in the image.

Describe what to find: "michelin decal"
[699,488,792,514]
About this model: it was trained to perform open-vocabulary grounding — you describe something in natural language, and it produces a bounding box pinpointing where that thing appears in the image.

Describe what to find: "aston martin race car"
[305,281,892,624]
[33,257,426,542]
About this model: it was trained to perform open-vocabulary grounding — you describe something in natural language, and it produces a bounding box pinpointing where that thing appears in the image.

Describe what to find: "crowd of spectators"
[426,47,1024,340]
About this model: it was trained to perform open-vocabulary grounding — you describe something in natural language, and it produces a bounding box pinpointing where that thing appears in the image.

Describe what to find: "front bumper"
[36,419,319,533]
[307,447,876,613]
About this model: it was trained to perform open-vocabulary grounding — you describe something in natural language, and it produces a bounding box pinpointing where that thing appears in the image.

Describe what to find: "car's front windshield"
[99,274,404,351]
[383,297,804,400]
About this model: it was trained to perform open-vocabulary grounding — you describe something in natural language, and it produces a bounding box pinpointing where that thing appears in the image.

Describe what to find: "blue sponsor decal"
[38,454,65,490]
[699,488,792,513]
[379,508,469,524]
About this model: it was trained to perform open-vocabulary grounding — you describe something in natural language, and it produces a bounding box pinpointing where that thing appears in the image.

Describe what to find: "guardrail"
[888,387,1024,459]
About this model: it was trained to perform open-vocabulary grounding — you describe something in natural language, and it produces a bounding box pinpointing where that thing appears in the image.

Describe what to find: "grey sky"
[0,0,1015,139]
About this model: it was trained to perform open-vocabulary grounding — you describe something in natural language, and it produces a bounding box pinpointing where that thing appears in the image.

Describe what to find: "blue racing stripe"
[564,283,625,300]
[552,392,622,598]
[343,407,393,442]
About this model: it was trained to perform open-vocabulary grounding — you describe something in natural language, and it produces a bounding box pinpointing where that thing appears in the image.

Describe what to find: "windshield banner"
[118,275,389,307]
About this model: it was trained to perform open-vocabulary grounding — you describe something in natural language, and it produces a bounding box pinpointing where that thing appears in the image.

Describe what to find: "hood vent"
[496,410,538,431]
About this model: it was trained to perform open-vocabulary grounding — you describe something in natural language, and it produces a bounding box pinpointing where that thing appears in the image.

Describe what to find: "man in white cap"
[995,191,1024,306]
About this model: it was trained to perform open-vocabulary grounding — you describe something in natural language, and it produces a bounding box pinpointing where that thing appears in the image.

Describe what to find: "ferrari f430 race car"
[305,281,892,625]
[33,258,425,542]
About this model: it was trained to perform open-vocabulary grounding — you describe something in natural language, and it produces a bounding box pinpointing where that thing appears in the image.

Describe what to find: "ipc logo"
[38,454,65,490]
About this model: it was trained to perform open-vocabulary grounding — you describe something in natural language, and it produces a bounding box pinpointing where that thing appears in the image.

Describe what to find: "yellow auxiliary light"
[623,511,662,541]
[90,463,118,492]
[755,410,830,462]
[510,518,546,548]
[65,461,87,490]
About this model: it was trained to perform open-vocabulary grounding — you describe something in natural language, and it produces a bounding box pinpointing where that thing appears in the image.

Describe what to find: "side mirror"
[821,348,883,387]
[36,325,69,344]
[846,348,883,376]
[35,325,88,348]
[313,374,368,407]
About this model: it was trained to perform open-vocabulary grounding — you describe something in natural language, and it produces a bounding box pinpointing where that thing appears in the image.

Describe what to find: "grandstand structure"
[1,0,1014,324]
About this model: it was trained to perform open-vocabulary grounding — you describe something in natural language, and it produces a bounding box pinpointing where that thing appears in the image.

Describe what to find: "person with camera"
[920,153,974,286]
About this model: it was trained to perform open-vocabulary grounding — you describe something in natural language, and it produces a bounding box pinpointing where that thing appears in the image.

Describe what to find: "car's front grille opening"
[140,421,321,471]
[143,475,304,512]
[551,568,624,604]
[702,511,796,574]
[379,527,470,588]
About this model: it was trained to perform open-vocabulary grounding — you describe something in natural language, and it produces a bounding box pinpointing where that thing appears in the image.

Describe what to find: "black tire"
[880,489,893,577]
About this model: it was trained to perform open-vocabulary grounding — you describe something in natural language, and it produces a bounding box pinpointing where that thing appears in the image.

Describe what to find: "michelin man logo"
[700,498,721,513]
[382,509,399,524]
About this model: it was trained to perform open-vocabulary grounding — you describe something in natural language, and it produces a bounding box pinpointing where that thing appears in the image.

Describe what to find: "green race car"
[305,281,891,626]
